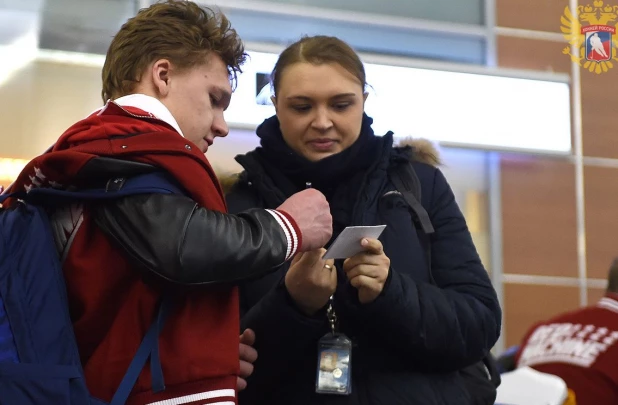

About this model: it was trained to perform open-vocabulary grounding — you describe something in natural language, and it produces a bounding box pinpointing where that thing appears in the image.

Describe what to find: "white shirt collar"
[104,94,184,137]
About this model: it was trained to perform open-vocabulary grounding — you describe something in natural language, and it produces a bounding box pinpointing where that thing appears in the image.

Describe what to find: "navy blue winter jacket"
[225,135,501,405]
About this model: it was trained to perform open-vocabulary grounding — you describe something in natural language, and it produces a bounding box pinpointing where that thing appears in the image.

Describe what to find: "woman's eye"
[292,105,311,112]
[333,103,351,111]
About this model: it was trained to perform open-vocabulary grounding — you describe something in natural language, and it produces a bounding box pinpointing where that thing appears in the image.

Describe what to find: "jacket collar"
[597,293,618,313]
[99,94,184,137]
[604,292,618,302]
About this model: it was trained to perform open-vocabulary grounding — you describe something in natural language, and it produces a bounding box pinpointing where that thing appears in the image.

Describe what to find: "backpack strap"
[110,295,174,405]
[0,171,185,205]
[389,163,436,284]
[388,163,434,235]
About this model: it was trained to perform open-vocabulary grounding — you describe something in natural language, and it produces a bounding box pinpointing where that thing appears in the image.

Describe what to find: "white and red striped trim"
[275,210,302,254]
[266,209,299,261]
[145,389,235,405]
[597,296,618,314]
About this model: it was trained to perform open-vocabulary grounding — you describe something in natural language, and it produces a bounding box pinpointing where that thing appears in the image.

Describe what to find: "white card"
[322,225,387,260]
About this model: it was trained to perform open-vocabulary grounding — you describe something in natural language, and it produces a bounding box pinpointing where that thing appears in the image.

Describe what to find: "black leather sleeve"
[93,193,288,286]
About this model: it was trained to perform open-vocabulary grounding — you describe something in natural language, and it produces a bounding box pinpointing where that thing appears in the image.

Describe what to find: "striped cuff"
[266,209,301,261]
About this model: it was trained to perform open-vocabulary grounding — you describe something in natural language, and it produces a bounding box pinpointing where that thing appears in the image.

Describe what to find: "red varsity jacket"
[8,100,242,404]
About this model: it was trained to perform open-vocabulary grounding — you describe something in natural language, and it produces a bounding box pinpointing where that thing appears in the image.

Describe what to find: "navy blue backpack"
[0,172,183,405]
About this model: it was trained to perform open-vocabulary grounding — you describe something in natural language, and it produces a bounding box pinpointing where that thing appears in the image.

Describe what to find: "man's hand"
[237,328,257,391]
[277,188,332,251]
[343,238,390,304]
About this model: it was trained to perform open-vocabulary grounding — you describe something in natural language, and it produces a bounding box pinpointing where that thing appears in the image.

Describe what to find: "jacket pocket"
[0,363,82,405]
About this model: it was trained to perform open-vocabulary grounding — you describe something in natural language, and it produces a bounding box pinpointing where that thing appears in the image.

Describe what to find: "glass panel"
[226,9,487,64]
[239,0,485,25]
[439,148,492,272]
[1,1,486,70]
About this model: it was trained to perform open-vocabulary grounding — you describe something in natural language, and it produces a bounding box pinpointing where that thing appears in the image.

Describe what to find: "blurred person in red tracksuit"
[514,258,618,405]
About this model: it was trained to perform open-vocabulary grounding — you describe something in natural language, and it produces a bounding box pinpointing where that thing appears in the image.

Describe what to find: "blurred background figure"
[497,258,618,405]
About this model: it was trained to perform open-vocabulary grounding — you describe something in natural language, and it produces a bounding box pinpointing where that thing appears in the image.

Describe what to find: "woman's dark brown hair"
[270,35,366,96]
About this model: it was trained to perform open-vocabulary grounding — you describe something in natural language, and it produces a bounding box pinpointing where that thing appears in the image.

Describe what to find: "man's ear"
[152,59,172,97]
[270,95,277,112]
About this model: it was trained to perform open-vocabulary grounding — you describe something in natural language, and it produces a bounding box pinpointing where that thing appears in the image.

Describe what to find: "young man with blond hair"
[4,1,332,404]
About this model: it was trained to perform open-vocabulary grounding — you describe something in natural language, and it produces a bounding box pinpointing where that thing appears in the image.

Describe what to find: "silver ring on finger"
[324,264,333,270]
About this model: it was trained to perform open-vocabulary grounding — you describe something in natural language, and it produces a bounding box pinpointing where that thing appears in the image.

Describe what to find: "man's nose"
[213,113,229,138]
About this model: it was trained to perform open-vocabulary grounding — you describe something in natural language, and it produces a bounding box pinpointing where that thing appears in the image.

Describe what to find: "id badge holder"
[315,333,352,395]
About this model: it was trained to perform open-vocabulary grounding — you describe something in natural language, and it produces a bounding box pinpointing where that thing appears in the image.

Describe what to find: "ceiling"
[0,0,138,54]
[0,0,488,64]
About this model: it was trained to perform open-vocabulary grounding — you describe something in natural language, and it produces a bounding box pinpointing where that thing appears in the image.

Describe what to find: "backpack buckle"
[106,177,126,192]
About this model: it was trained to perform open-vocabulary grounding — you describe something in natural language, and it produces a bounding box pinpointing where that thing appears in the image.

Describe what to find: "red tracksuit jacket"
[516,293,618,405]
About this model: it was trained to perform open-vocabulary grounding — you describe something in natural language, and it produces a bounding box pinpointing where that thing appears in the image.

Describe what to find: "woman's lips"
[308,139,336,151]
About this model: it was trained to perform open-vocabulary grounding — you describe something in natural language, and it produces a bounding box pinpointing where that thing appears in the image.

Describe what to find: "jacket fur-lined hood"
[396,137,441,167]
[217,137,440,194]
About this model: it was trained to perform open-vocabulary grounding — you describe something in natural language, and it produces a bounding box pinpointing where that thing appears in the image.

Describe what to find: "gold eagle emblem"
[561,0,618,73]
